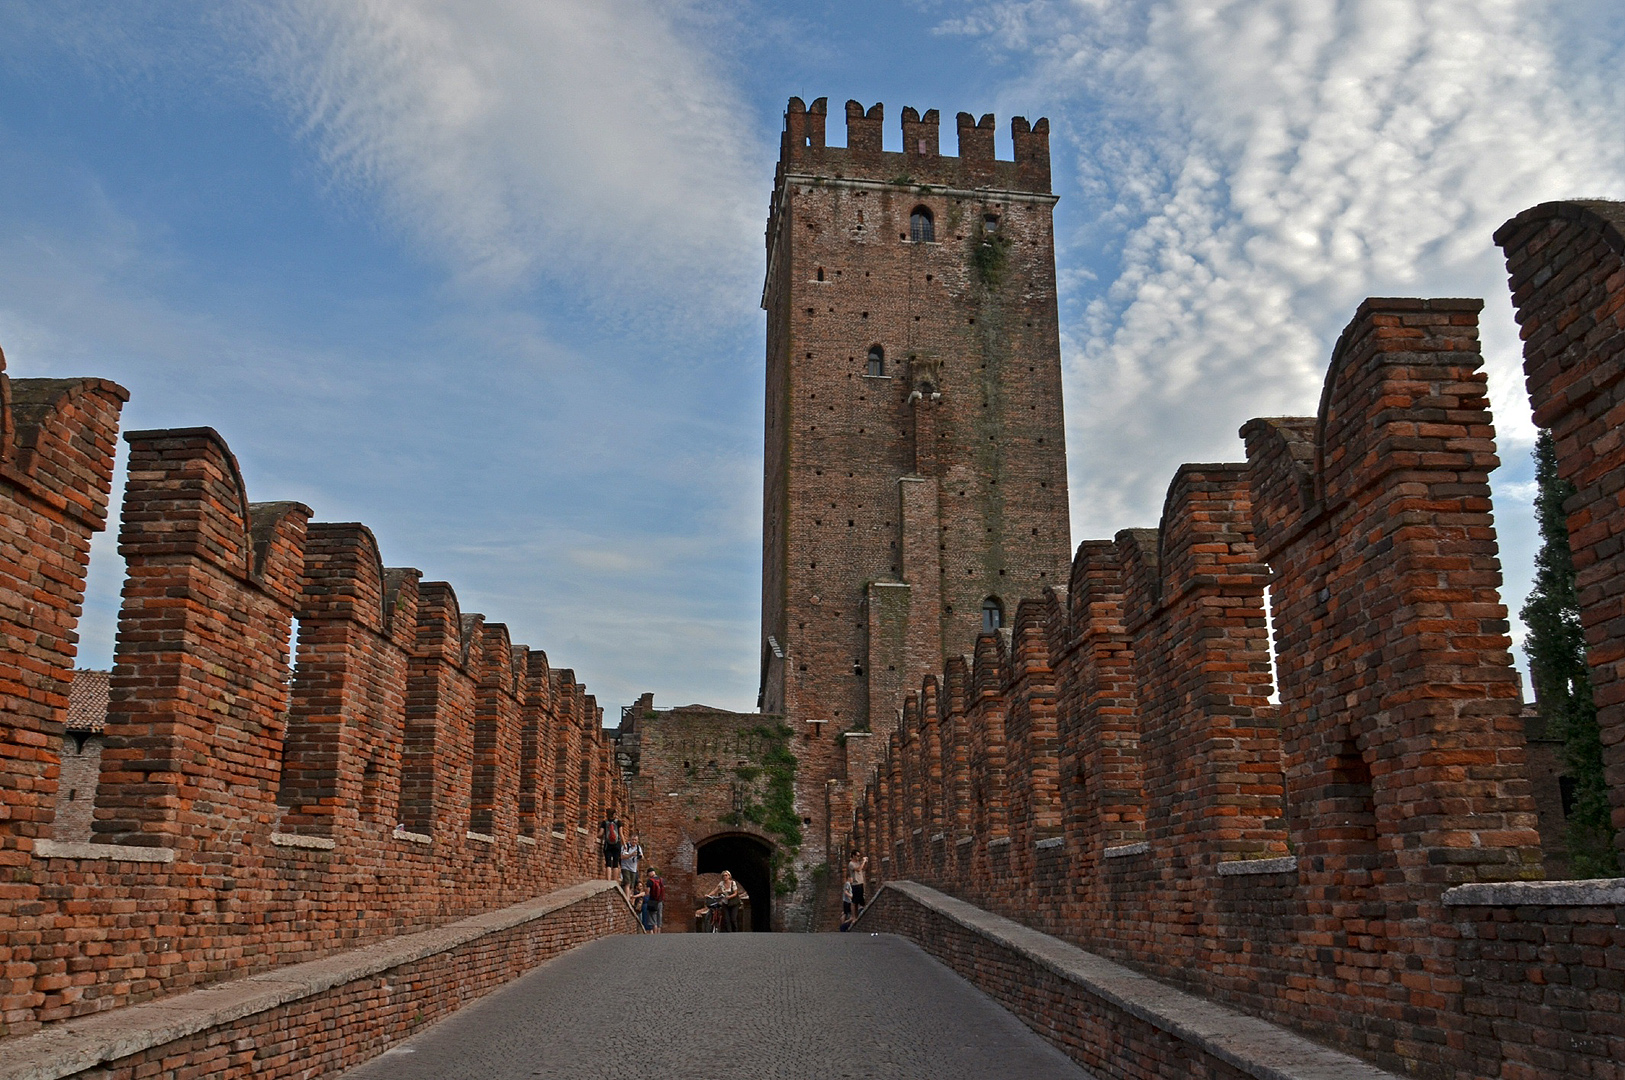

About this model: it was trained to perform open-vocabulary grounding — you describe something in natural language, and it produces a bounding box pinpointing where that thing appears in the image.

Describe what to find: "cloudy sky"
[3,0,1622,714]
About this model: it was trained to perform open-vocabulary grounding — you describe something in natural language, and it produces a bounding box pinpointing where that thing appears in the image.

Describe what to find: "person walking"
[620,832,644,896]
[598,808,623,882]
[848,849,870,911]
[706,870,744,932]
[642,867,665,933]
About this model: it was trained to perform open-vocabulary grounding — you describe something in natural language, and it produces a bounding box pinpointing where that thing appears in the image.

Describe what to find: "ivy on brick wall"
[971,225,1011,288]
[721,723,802,894]
[1522,430,1619,877]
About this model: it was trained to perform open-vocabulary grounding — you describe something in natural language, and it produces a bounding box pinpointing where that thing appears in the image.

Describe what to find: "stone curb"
[1441,877,1625,906]
[0,880,622,1080]
[860,881,1400,1080]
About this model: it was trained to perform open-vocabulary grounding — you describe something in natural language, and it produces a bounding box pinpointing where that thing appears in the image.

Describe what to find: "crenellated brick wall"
[850,279,1624,1079]
[0,349,621,1040]
[0,357,127,867]
[1497,200,1625,855]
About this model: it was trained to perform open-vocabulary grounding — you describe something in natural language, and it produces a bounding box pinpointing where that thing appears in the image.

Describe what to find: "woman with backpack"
[598,808,623,882]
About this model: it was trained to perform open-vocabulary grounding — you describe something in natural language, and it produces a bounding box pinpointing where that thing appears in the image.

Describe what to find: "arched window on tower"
[867,345,885,377]
[982,597,1004,634]
[910,206,935,243]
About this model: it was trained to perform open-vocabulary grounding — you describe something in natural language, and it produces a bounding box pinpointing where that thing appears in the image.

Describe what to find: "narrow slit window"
[910,206,935,243]
[982,597,1003,634]
[867,346,885,377]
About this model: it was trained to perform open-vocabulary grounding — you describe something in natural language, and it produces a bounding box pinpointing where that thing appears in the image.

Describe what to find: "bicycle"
[704,895,726,933]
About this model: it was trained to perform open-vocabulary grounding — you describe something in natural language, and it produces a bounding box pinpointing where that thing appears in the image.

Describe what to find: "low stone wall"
[0,880,639,1080]
[855,881,1402,1080]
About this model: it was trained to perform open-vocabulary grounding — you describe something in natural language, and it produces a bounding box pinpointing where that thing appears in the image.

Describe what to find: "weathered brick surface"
[50,884,639,1080]
[0,383,619,1041]
[1447,892,1625,1080]
[761,97,1073,926]
[1497,200,1625,854]
[614,699,786,930]
[0,351,126,865]
[850,291,1620,1079]
[858,885,1284,1080]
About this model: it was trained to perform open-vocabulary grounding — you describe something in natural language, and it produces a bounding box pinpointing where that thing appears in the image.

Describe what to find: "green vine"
[720,723,802,894]
[971,226,1012,288]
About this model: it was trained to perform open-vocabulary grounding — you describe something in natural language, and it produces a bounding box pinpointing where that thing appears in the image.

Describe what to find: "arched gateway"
[613,698,798,931]
[696,832,774,932]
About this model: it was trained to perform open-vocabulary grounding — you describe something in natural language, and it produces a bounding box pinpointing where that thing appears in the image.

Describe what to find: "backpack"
[647,875,665,902]
[604,818,620,845]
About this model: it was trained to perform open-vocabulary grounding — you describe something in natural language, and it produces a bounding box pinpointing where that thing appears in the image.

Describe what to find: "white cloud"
[948,0,1625,540]
[248,0,769,313]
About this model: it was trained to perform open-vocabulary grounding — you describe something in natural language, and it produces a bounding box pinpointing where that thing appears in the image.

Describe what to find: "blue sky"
[3,1,1623,715]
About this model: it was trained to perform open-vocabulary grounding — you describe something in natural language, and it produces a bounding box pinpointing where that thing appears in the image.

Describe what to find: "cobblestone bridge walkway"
[344,933,1093,1079]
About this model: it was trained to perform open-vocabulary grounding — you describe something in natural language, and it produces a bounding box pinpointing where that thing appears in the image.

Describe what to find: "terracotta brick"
[761,97,1071,926]
[847,293,1610,1079]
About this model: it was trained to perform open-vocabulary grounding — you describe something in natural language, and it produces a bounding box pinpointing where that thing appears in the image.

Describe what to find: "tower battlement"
[776,97,1051,196]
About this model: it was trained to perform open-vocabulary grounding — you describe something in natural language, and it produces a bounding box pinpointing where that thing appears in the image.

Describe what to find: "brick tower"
[759,98,1071,926]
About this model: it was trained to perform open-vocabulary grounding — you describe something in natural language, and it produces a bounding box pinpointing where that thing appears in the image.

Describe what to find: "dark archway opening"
[697,833,774,931]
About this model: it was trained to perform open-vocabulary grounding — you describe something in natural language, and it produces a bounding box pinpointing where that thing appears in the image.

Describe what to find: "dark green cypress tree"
[1520,431,1619,877]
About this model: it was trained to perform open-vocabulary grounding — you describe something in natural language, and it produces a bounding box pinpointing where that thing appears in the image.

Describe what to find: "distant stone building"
[757,98,1072,924]
[51,669,108,841]
[613,695,787,931]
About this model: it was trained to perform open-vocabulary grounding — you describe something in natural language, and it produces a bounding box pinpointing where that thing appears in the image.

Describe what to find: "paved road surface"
[343,932,1094,1079]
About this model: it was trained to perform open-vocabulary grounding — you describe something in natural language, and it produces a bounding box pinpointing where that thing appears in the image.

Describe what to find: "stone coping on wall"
[30,841,174,863]
[1216,856,1298,877]
[0,880,627,1080]
[269,832,336,851]
[1102,841,1149,859]
[1441,877,1625,906]
[859,881,1401,1080]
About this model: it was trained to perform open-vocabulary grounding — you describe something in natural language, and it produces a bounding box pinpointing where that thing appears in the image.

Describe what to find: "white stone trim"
[1216,856,1298,877]
[987,836,1012,850]
[1442,877,1625,907]
[465,831,494,845]
[1103,841,1149,860]
[391,827,431,846]
[32,840,174,863]
[782,173,1062,206]
[271,833,336,851]
[1035,836,1064,851]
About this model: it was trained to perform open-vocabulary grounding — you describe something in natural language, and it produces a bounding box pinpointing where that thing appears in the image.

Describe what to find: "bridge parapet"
[0,382,619,1039]
[852,242,1620,1077]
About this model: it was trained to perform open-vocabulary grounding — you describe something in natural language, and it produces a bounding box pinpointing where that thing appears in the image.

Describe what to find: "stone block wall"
[850,275,1624,1077]
[0,348,619,1038]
